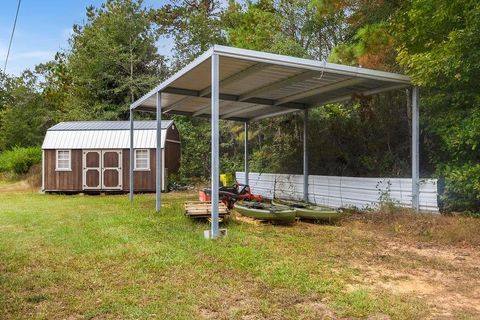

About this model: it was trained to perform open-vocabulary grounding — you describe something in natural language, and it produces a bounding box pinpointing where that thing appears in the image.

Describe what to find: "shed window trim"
[134,149,150,171]
[56,150,71,171]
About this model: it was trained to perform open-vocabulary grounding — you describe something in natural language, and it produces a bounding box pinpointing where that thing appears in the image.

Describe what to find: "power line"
[3,0,22,74]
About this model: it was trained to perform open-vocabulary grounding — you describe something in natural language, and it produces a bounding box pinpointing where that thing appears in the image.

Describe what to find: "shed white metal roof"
[42,121,175,149]
[48,120,173,131]
[131,45,411,121]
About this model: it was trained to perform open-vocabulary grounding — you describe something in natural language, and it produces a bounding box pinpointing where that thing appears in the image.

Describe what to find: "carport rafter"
[168,109,249,123]
[195,101,237,118]
[237,70,319,102]
[161,86,308,111]
[274,77,365,106]
[163,62,270,113]
[220,104,263,120]
[192,104,211,116]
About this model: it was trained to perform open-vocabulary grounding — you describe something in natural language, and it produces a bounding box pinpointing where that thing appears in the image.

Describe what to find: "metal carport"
[129,45,418,239]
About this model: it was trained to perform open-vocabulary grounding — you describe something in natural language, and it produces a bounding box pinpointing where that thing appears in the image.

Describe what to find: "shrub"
[0,147,42,175]
[439,164,480,212]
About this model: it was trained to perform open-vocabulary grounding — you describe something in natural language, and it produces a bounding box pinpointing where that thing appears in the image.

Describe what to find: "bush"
[439,164,480,212]
[0,147,42,175]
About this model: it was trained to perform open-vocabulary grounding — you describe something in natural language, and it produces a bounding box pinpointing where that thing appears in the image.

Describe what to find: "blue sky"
[0,0,173,75]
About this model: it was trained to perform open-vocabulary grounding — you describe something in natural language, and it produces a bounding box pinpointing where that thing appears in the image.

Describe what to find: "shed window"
[135,149,150,170]
[56,150,71,171]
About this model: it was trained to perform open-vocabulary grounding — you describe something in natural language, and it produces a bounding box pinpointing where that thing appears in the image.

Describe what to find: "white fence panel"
[236,172,439,212]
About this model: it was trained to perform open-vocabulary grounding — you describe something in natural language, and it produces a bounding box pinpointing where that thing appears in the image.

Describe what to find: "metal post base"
[203,228,228,239]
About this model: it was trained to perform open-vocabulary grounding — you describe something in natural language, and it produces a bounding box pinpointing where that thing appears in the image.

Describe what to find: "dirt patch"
[294,301,337,319]
[350,235,480,319]
[381,278,440,295]
[199,307,220,319]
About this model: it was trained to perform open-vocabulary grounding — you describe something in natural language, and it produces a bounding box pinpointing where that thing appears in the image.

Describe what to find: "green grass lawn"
[1,191,476,319]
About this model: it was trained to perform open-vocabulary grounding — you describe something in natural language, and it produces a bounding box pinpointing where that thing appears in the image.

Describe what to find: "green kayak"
[272,198,342,222]
[234,201,296,223]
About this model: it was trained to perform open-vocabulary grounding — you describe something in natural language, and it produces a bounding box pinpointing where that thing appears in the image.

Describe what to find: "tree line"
[0,0,478,212]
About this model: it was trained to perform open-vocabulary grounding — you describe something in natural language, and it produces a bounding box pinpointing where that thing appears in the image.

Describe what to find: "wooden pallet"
[184,201,229,219]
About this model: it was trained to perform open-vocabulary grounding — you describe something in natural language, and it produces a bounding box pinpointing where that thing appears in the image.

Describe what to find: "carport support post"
[156,92,162,213]
[211,53,220,238]
[129,108,134,203]
[411,87,420,212]
[303,109,309,203]
[244,121,249,186]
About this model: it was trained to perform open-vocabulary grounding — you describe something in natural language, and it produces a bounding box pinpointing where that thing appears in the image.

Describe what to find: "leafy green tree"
[65,0,166,120]
[0,72,50,149]
[394,0,480,211]
[172,116,211,180]
[329,22,397,71]
[224,0,283,52]
[0,73,15,114]
[224,0,348,59]
[154,0,226,69]
[34,54,74,123]
[307,92,411,177]
[327,0,404,72]
[323,0,414,178]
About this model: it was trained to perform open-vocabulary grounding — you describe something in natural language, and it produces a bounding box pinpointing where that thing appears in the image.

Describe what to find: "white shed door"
[83,151,101,190]
[101,150,122,190]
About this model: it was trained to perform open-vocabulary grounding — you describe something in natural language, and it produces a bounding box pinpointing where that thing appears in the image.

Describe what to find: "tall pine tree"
[65,0,166,120]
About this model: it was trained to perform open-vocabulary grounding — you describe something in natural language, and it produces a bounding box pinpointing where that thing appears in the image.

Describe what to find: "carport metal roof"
[130,45,418,239]
[131,45,410,121]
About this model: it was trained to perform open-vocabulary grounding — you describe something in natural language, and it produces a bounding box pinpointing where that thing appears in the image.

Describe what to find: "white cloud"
[10,50,54,60]
[0,47,54,64]
[0,40,55,75]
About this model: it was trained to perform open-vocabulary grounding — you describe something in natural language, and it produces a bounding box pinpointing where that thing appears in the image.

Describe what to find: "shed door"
[83,151,101,190]
[102,150,122,190]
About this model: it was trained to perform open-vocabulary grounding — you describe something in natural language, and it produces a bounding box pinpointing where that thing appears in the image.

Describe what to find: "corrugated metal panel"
[132,45,411,121]
[155,60,406,120]
[236,172,439,212]
[42,129,168,149]
[48,120,173,131]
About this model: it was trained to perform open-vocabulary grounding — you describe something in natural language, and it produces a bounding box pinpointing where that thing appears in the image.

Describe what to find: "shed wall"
[122,149,156,192]
[44,150,82,191]
[165,142,181,174]
[166,123,180,141]
[44,147,180,192]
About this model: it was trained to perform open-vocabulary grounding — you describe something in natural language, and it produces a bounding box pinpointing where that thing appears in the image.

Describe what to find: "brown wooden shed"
[41,120,180,193]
